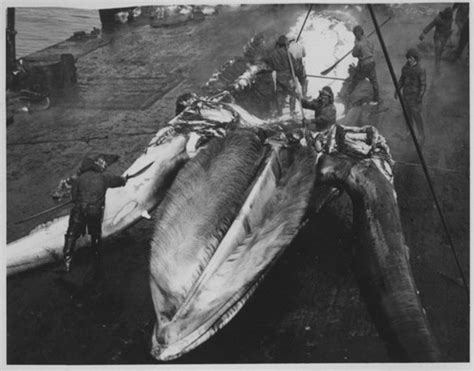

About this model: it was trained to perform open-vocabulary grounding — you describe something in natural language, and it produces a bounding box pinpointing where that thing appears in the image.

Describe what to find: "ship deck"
[6,4,470,364]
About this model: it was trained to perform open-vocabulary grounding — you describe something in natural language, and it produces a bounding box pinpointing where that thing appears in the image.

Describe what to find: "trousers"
[63,203,104,272]
[346,61,380,102]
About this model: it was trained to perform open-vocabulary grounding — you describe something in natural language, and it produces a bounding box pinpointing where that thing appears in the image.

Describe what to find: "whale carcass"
[145,100,440,361]
[7,30,440,363]
[7,92,440,362]
[143,31,440,361]
[6,96,263,276]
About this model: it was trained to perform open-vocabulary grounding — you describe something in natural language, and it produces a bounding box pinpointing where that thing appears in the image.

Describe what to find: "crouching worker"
[60,155,128,275]
[300,86,336,133]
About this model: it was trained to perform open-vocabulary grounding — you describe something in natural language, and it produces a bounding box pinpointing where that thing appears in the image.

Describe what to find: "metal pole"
[367,4,469,298]
[290,4,313,138]
[307,74,347,81]
[287,48,307,136]
[296,4,312,42]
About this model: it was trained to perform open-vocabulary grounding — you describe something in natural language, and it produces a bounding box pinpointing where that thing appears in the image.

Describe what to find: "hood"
[79,156,102,174]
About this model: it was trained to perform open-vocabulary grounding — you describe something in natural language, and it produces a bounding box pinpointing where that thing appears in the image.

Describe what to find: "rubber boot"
[302,79,308,99]
[61,234,76,273]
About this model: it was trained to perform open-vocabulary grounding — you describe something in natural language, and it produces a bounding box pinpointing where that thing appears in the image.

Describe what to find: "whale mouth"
[148,130,319,360]
[148,122,440,362]
[143,10,441,359]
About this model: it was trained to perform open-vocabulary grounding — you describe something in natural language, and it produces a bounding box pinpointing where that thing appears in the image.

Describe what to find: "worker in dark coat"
[300,86,337,133]
[265,35,297,116]
[61,155,127,274]
[451,3,469,61]
[395,48,427,143]
[346,25,380,106]
[419,7,453,71]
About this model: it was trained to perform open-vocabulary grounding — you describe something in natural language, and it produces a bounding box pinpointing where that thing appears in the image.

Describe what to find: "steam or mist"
[288,9,360,118]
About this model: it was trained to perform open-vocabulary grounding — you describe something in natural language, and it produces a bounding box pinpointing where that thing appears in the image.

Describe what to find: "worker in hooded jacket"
[395,48,427,143]
[60,155,128,274]
[299,86,337,133]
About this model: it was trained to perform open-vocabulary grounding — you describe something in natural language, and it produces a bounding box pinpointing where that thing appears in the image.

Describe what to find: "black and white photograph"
[3,1,470,367]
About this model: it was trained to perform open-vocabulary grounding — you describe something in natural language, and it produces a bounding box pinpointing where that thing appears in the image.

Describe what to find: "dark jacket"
[302,98,337,132]
[423,12,453,40]
[71,157,125,208]
[453,3,469,27]
[266,46,295,73]
[398,62,426,102]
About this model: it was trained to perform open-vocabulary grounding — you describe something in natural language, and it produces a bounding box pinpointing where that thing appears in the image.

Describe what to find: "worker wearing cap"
[300,86,336,132]
[60,156,128,275]
[394,48,426,143]
[419,7,453,71]
[346,25,380,106]
[287,33,308,97]
[265,35,297,116]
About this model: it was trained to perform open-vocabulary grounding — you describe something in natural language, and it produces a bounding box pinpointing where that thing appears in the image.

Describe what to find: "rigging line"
[367,4,469,298]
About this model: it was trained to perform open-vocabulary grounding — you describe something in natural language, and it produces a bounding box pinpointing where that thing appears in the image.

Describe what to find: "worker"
[345,25,380,106]
[265,35,297,116]
[451,3,469,62]
[59,155,128,275]
[287,33,308,97]
[419,7,453,71]
[299,86,336,133]
[394,48,426,143]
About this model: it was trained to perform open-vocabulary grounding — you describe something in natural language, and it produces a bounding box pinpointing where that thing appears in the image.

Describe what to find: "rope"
[367,5,469,298]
